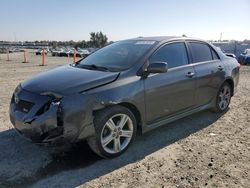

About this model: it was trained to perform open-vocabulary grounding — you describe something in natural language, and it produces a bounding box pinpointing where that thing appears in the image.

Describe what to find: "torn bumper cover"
[9,86,95,144]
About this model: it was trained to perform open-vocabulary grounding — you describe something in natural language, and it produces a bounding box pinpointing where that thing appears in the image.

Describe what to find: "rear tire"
[212,82,232,113]
[87,105,137,158]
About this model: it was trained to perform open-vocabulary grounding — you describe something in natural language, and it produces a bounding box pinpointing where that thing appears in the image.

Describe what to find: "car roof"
[125,36,206,43]
[128,36,180,41]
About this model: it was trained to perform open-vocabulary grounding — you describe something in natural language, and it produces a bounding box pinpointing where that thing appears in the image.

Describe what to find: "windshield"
[76,40,156,71]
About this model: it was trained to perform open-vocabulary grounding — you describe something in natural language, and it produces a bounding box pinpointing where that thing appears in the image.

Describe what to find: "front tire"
[213,82,232,113]
[87,106,137,158]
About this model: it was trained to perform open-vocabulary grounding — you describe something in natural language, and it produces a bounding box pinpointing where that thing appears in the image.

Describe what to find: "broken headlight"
[36,92,63,116]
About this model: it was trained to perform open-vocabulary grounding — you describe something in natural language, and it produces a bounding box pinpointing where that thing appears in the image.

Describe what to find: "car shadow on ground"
[0,110,227,188]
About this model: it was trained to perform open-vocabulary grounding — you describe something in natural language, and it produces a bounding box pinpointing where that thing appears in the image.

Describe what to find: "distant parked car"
[87,48,99,54]
[68,49,90,58]
[10,36,240,158]
[58,49,73,57]
[8,48,15,53]
[36,49,48,55]
[0,48,8,53]
[77,49,90,58]
[8,48,23,53]
[238,49,250,65]
[18,49,25,52]
[51,48,64,56]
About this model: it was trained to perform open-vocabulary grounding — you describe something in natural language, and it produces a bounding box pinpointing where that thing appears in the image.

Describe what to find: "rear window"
[189,42,213,63]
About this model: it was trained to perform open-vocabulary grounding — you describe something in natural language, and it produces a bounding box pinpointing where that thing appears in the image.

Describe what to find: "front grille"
[16,100,34,113]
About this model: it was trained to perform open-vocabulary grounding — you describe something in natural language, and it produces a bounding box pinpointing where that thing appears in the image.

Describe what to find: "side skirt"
[142,103,213,133]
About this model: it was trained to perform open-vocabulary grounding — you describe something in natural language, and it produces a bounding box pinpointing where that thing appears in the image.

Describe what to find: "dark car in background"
[238,49,250,65]
[9,36,240,158]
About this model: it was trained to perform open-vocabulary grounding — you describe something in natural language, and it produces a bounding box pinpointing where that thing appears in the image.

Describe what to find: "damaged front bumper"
[9,86,95,144]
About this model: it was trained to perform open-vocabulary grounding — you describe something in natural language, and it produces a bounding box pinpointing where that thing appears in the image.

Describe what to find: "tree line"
[2,32,110,49]
[48,32,110,48]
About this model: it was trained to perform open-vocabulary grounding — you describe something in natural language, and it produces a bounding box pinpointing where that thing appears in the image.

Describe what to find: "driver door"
[144,42,196,123]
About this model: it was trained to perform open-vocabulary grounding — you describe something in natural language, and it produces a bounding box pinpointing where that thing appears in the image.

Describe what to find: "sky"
[0,0,250,42]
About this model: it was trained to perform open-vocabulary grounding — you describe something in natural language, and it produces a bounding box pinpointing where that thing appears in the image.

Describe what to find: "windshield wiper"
[78,64,110,71]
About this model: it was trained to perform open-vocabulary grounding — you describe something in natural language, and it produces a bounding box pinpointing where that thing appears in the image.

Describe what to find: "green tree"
[89,31,108,48]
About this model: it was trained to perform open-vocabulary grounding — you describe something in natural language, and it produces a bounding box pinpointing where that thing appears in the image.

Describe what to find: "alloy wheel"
[100,113,134,154]
[218,85,231,110]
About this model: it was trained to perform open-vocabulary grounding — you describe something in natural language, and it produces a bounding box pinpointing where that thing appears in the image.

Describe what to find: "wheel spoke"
[118,115,129,129]
[120,130,133,138]
[106,119,116,131]
[224,100,228,107]
[225,93,230,98]
[219,101,224,109]
[223,87,227,95]
[224,87,231,96]
[101,134,114,147]
[114,138,121,152]
[219,92,224,98]
[222,101,227,109]
[222,101,225,109]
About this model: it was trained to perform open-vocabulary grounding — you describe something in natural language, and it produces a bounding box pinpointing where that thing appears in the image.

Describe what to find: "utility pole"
[219,33,222,42]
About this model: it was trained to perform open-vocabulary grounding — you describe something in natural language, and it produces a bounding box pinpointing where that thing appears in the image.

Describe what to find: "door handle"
[218,65,224,71]
[186,72,195,78]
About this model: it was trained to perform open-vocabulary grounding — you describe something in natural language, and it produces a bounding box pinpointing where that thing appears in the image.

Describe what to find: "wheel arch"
[92,102,142,133]
[224,78,234,96]
[118,102,142,132]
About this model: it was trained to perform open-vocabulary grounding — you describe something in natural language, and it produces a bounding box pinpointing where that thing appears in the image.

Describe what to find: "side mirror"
[146,61,168,74]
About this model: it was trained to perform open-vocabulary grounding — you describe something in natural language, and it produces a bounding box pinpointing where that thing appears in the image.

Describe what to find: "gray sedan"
[9,36,240,158]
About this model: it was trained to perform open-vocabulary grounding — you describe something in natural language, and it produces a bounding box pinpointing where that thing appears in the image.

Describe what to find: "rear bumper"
[9,86,96,144]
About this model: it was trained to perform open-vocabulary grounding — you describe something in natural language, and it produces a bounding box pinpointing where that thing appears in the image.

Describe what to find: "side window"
[149,42,189,69]
[189,42,213,63]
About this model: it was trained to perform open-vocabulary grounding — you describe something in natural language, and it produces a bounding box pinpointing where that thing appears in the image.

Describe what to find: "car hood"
[21,65,120,95]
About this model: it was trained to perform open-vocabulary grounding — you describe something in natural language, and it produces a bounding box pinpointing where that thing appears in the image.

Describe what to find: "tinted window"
[189,42,213,63]
[149,42,188,69]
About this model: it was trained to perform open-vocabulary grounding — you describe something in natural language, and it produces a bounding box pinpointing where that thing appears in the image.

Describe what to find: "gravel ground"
[0,51,249,188]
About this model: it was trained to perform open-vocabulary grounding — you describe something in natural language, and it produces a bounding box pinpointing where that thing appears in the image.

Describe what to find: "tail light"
[237,63,241,69]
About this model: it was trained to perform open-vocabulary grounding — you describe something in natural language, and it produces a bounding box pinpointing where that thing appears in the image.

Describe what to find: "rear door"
[187,41,225,107]
[144,42,196,123]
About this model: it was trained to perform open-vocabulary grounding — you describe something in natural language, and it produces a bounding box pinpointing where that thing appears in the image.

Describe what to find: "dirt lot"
[0,51,249,188]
